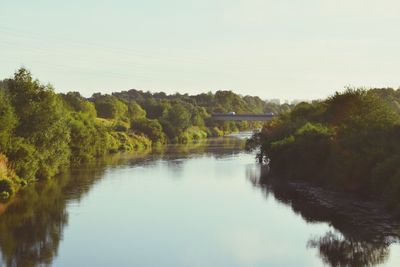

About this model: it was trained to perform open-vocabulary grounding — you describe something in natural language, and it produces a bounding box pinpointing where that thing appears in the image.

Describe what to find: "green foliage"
[61,92,97,117]
[160,102,192,140]
[127,101,146,120]
[6,138,39,182]
[178,126,208,143]
[269,123,333,181]
[68,112,109,163]
[0,90,17,151]
[0,154,19,199]
[141,98,170,119]
[110,132,152,151]
[113,88,290,136]
[0,67,285,201]
[113,122,129,132]
[191,107,208,127]
[131,118,166,144]
[242,95,267,113]
[290,101,327,124]
[92,94,128,120]
[210,126,225,137]
[254,88,400,215]
[214,91,247,113]
[5,68,71,179]
[265,100,293,114]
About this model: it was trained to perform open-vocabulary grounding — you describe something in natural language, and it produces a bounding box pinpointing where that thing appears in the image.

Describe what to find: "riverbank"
[248,164,400,266]
[0,135,248,211]
[1,137,400,267]
[250,167,400,241]
[0,68,269,200]
[0,131,244,201]
[249,89,400,216]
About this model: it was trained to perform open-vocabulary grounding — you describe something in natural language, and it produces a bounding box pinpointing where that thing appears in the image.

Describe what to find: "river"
[0,134,400,267]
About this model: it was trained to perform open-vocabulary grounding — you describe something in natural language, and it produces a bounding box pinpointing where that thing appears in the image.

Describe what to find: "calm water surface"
[0,134,400,267]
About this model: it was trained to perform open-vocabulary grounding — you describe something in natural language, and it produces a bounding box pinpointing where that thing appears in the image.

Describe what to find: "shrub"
[256,89,400,200]
[210,127,224,137]
[6,139,39,182]
[131,118,166,144]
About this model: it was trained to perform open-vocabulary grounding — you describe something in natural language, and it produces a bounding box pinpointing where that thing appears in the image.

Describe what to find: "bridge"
[211,113,274,121]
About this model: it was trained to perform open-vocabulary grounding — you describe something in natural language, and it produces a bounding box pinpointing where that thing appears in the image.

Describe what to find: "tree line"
[0,68,286,199]
[248,88,400,216]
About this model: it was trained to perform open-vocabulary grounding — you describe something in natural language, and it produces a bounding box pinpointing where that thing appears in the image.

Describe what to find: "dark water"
[0,135,399,267]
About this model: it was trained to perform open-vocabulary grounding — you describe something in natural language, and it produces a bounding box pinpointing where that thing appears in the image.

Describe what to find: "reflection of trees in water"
[146,137,246,163]
[307,231,389,267]
[0,137,246,267]
[0,152,146,267]
[246,164,399,267]
[0,180,67,267]
[121,137,246,175]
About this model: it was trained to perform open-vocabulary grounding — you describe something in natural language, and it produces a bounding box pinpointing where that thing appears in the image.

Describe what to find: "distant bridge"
[211,113,274,121]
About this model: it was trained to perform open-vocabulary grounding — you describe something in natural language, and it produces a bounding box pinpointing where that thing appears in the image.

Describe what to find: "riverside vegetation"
[0,68,289,199]
[248,88,400,216]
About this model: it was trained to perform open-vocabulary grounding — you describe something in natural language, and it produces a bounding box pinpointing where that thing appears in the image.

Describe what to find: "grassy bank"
[0,68,279,199]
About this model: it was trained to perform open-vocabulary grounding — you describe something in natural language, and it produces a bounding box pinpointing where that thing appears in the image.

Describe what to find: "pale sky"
[1,0,400,100]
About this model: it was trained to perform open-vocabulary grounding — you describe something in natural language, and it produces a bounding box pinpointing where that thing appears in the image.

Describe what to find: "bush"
[7,138,39,182]
[179,126,208,143]
[210,127,224,137]
[93,95,128,120]
[6,68,71,179]
[0,90,17,151]
[131,118,166,144]
[255,89,400,204]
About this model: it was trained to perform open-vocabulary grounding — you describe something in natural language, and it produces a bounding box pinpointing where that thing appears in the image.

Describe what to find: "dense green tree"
[5,68,71,179]
[127,101,146,120]
[131,118,165,144]
[214,90,247,113]
[6,137,39,182]
[61,92,97,117]
[243,95,266,113]
[67,112,108,163]
[92,94,128,120]
[251,88,400,215]
[191,106,208,127]
[160,102,192,140]
[141,98,170,119]
[0,90,17,151]
[191,92,214,107]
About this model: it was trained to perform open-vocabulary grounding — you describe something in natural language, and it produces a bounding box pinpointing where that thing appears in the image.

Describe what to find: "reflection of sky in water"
[52,153,327,266]
[1,137,400,266]
[53,151,400,267]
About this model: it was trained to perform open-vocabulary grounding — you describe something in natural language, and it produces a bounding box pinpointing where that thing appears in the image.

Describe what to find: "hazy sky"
[1,0,400,100]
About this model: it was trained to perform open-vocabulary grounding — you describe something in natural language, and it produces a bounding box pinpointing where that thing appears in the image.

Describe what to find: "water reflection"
[0,137,246,267]
[4,135,399,267]
[247,164,400,267]
[0,180,66,267]
[153,136,246,160]
[307,231,389,267]
[0,153,131,267]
